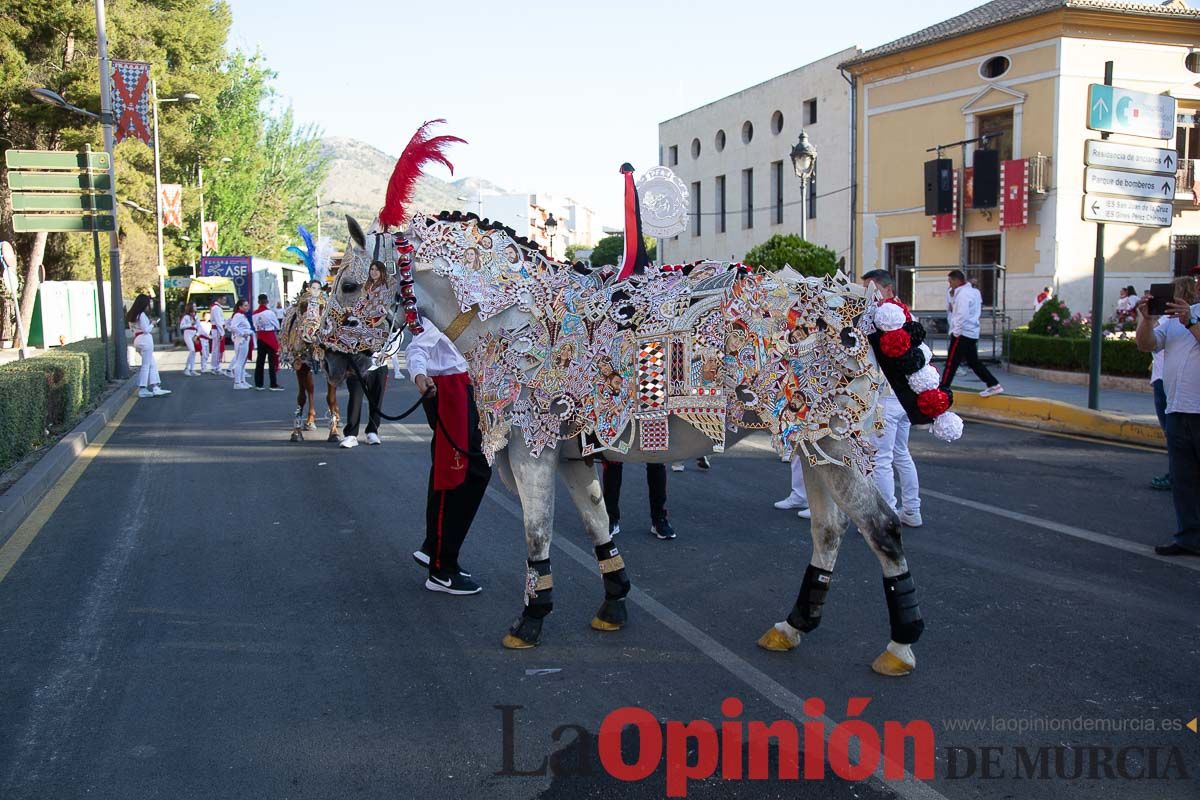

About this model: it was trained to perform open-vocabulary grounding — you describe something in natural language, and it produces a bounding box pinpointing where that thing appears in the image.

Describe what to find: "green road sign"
[1087,84,1177,140]
[11,213,116,233]
[7,171,112,191]
[11,193,114,212]
[164,277,193,289]
[4,149,111,170]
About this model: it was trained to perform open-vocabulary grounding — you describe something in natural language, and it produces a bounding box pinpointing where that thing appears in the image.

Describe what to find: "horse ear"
[345,215,366,249]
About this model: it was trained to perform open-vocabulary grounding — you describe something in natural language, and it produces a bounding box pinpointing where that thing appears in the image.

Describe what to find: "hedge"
[1009,330,1152,377]
[0,338,113,473]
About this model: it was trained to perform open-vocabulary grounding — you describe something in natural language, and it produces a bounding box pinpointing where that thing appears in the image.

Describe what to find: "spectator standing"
[941,269,1004,397]
[208,296,228,375]
[179,302,202,376]
[1034,285,1052,312]
[862,269,922,526]
[1136,276,1200,557]
[1116,286,1139,323]
[602,462,676,539]
[228,298,254,390]
[127,294,170,398]
[252,293,283,391]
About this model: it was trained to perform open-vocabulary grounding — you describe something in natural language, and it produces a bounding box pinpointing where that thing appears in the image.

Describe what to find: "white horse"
[340,212,925,677]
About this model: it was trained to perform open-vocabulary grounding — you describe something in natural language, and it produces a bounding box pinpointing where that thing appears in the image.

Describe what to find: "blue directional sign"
[1087,84,1177,140]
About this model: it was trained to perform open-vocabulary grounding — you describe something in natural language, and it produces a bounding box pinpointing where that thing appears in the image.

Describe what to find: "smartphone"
[1148,283,1174,316]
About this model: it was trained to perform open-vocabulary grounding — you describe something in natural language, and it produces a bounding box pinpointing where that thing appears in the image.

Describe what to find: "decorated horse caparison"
[342,121,957,676]
[280,228,341,442]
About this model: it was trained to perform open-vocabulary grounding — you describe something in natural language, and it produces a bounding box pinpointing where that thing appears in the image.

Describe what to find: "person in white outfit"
[208,297,228,375]
[862,270,921,527]
[774,456,811,519]
[228,298,254,389]
[127,294,171,398]
[179,302,202,376]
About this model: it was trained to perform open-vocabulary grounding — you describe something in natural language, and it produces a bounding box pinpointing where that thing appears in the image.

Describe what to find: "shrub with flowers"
[1028,297,1091,339]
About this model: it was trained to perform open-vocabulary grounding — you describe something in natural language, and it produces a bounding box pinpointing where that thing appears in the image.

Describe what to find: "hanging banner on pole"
[931,169,958,237]
[160,184,182,228]
[1000,159,1029,230]
[111,60,153,145]
[202,221,218,256]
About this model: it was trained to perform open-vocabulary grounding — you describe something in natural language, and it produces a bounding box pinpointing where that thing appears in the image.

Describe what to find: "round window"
[1186,52,1200,74]
[715,129,726,151]
[741,120,754,144]
[980,55,1011,79]
[691,138,701,159]
[771,110,784,135]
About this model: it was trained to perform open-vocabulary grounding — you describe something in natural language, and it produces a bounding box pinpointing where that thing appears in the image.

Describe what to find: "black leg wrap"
[508,614,543,643]
[521,559,554,620]
[594,542,630,625]
[786,564,833,633]
[883,571,925,644]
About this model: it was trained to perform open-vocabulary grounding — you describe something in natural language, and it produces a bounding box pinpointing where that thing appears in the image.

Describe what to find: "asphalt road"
[0,351,1196,800]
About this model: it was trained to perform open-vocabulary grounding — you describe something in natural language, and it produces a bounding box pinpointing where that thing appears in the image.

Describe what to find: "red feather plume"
[378,119,467,228]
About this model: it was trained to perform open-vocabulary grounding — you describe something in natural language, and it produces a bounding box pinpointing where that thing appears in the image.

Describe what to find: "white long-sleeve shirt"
[228,311,254,342]
[406,318,467,378]
[948,283,982,339]
[209,304,226,334]
[179,313,198,333]
[134,311,154,339]
[252,307,280,332]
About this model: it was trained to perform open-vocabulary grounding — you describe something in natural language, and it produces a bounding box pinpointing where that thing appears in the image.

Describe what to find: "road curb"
[953,391,1165,448]
[0,374,138,549]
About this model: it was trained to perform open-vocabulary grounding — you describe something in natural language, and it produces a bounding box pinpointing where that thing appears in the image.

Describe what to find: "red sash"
[254,306,279,350]
[432,372,471,491]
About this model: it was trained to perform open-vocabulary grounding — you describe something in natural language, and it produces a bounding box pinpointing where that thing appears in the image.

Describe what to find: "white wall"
[657,47,858,266]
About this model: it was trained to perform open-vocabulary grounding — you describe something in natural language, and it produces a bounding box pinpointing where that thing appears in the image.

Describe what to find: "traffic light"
[924,158,954,216]
[972,149,1000,208]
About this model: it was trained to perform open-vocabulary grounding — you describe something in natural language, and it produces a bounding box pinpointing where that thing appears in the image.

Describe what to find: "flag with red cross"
[111,60,152,146]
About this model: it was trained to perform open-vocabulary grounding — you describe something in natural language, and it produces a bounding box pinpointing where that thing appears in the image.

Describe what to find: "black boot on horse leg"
[592,541,630,631]
[504,559,553,649]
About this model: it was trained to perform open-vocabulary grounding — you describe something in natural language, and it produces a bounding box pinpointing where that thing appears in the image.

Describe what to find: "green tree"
[743,234,838,277]
[587,234,657,268]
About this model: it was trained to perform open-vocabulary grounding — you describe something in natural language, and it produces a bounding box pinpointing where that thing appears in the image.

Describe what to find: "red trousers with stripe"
[421,386,491,575]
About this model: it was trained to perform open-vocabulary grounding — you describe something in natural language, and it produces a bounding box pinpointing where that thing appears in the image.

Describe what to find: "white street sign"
[1082,194,1172,228]
[1085,167,1175,200]
[1085,140,1178,176]
[1087,84,1177,140]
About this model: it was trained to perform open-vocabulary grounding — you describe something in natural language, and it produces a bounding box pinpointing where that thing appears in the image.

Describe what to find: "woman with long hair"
[179,302,203,376]
[127,293,171,398]
[228,297,255,389]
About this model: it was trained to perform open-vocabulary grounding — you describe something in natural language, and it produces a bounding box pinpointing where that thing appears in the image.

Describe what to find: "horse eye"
[342,281,360,292]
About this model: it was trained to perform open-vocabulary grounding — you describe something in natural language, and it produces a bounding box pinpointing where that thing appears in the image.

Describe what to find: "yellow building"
[840,0,1200,323]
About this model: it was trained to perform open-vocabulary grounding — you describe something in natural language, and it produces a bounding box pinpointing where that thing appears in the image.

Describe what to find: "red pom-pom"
[916,388,951,417]
[879,329,912,358]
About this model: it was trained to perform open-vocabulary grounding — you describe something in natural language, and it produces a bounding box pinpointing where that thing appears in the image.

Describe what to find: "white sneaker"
[774,494,807,510]
[899,510,924,528]
[137,388,154,398]
[339,435,359,449]
[797,507,812,519]
[151,386,171,396]
[979,385,1004,398]
[366,432,381,445]
[670,462,685,472]
[233,382,251,390]
[255,386,265,391]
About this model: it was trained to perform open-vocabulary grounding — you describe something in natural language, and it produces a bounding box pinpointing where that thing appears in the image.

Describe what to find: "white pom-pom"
[874,303,906,332]
[908,365,941,393]
[918,342,933,363]
[931,411,964,442]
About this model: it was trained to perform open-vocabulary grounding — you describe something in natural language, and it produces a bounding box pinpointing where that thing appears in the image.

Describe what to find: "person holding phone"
[1136,276,1200,557]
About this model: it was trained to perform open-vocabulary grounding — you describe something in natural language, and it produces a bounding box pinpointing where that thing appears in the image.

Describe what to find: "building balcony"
[1176,159,1196,203]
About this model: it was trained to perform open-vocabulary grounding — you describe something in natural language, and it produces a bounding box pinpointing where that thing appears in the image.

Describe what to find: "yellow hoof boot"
[590,616,622,632]
[871,650,915,676]
[502,633,536,649]
[757,626,797,652]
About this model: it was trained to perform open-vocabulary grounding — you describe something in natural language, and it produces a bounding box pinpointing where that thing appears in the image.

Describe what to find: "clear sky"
[222,0,1097,226]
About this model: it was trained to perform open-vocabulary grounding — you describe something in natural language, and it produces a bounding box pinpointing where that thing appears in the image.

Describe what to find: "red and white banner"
[111,60,152,146]
[1000,159,1029,230]
[160,184,182,228]
[931,169,958,237]
[202,221,218,256]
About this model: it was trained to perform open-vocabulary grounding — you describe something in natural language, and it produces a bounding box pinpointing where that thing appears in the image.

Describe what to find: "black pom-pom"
[893,347,926,375]
[437,210,450,220]
[903,320,927,348]
[465,212,479,222]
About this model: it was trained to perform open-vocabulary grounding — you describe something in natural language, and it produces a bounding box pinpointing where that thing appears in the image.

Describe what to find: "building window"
[807,165,817,220]
[771,160,784,225]
[668,145,678,166]
[715,175,726,234]
[1172,235,1200,277]
[715,129,726,152]
[741,120,754,144]
[803,98,817,125]
[977,108,1014,160]
[742,168,754,229]
[980,55,1011,79]
[771,110,784,135]
[1175,113,1198,188]
[691,138,701,159]
[967,235,1001,306]
[691,181,702,237]
[1187,52,1200,74]
[885,241,916,306]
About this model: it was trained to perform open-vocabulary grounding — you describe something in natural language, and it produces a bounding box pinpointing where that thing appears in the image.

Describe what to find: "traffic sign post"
[1084,167,1176,200]
[1084,140,1177,175]
[1082,195,1172,227]
[1087,84,1177,141]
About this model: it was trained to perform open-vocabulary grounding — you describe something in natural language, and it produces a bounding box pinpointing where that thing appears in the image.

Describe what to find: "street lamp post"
[315,193,339,239]
[150,86,199,342]
[545,213,558,259]
[789,131,818,242]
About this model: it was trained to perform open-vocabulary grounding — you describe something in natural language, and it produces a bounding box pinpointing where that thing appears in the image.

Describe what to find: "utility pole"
[95,0,127,378]
[1087,60,1115,411]
[151,79,167,343]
